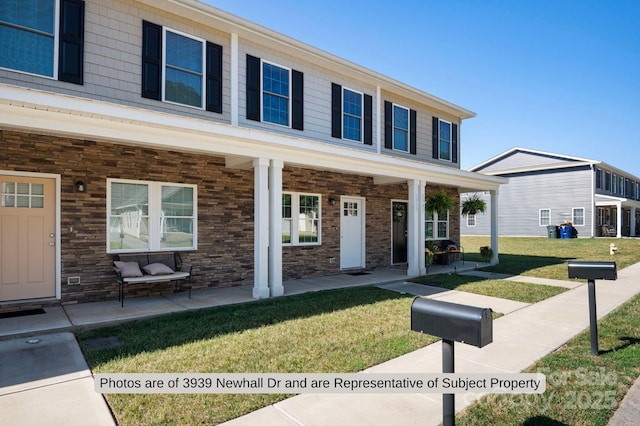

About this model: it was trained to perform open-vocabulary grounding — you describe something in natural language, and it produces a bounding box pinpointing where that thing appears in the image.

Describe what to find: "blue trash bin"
[560,225,571,239]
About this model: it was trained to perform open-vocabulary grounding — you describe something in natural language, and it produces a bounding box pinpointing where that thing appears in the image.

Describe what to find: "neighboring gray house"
[461,147,640,238]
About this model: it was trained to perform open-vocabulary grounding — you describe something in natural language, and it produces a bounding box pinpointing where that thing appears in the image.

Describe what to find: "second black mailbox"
[411,297,493,348]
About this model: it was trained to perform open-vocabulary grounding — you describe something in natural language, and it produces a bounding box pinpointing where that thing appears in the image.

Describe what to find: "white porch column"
[631,207,637,237]
[490,189,499,264]
[407,179,423,277]
[269,160,284,297]
[418,182,426,275]
[253,158,270,298]
[616,202,622,238]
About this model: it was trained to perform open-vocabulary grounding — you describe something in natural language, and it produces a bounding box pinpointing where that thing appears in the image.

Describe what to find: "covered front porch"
[595,195,640,238]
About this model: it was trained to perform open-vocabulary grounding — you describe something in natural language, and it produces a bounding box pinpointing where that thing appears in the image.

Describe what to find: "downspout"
[590,164,595,238]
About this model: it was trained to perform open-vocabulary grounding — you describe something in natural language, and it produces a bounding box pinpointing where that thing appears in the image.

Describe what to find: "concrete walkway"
[1,261,639,425]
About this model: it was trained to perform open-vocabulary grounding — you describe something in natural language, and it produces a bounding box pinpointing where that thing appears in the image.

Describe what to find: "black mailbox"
[411,297,493,348]
[568,261,617,280]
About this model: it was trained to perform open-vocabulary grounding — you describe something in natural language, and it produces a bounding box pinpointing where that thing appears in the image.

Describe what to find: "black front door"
[392,202,408,264]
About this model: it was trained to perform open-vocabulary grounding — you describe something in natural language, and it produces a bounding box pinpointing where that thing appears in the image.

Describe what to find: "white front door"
[340,196,365,269]
[0,175,56,301]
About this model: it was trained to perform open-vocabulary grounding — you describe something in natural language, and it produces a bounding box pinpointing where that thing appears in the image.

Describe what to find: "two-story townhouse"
[461,147,640,238]
[0,0,504,309]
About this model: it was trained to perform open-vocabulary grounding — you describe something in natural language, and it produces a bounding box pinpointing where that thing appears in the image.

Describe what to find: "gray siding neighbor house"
[461,147,640,238]
[0,0,505,309]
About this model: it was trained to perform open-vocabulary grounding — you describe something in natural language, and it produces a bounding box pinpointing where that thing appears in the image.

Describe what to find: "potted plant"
[479,246,493,262]
[425,190,454,214]
[461,193,487,216]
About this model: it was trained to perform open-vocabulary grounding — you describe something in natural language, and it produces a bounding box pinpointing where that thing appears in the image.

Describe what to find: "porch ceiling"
[0,84,504,192]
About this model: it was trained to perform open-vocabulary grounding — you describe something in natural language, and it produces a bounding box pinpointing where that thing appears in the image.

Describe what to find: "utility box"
[411,298,493,348]
[568,261,617,281]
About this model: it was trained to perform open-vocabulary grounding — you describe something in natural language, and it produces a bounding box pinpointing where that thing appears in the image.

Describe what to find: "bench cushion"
[143,262,175,276]
[113,261,143,278]
[122,271,190,284]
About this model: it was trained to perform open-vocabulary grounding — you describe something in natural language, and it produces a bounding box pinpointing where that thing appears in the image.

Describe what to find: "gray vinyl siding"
[477,151,582,174]
[462,167,593,237]
[0,0,463,168]
[460,192,492,235]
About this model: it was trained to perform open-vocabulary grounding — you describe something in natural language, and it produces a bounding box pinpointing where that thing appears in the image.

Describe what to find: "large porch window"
[108,179,197,253]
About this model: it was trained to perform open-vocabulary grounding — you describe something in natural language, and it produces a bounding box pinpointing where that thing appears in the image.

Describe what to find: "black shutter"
[410,109,417,155]
[364,94,372,145]
[432,116,439,159]
[292,69,304,130]
[246,55,261,121]
[141,21,162,100]
[58,0,84,84]
[331,83,342,138]
[452,123,458,163]
[206,42,223,113]
[384,101,393,149]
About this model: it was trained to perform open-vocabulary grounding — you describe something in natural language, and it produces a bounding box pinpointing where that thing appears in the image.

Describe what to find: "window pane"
[160,218,193,249]
[394,106,408,130]
[437,222,448,239]
[282,218,291,243]
[343,115,361,141]
[262,62,289,125]
[298,195,319,243]
[109,183,149,251]
[165,31,202,107]
[162,186,193,216]
[343,90,362,116]
[393,128,408,151]
[0,0,55,77]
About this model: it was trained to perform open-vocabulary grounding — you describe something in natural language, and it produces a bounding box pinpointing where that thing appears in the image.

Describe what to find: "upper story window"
[164,29,205,108]
[0,0,84,84]
[331,83,372,145]
[342,88,363,141]
[262,61,290,126]
[605,171,611,191]
[431,117,458,163]
[393,105,409,151]
[246,54,303,129]
[439,120,452,161]
[142,21,222,113]
[108,179,197,253]
[612,173,618,194]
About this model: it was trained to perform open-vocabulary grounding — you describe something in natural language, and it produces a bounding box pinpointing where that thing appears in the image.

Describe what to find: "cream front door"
[0,176,56,301]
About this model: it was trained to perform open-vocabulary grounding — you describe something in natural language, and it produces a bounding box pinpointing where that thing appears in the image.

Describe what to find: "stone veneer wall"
[1,129,460,306]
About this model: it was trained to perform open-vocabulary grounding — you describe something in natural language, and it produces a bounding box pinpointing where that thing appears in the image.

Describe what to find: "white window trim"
[438,118,453,162]
[426,209,449,240]
[107,178,198,253]
[539,208,551,226]
[282,192,322,246]
[260,59,292,128]
[342,86,364,143]
[161,26,206,110]
[572,207,585,226]
[0,0,60,79]
[467,214,476,227]
[392,103,410,153]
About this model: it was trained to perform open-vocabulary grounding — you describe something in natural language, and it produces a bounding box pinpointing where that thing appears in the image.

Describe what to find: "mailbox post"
[411,298,493,426]
[567,261,617,355]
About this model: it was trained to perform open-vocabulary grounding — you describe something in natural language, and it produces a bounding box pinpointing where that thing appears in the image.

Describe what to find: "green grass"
[78,237,640,425]
[462,236,640,279]
[456,292,640,426]
[411,274,567,304]
[77,287,436,425]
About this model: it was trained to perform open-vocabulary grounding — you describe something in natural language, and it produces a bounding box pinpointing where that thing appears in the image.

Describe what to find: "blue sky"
[205,0,640,176]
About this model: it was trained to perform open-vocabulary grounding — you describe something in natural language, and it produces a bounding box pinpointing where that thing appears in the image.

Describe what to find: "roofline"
[145,0,476,120]
[468,147,598,172]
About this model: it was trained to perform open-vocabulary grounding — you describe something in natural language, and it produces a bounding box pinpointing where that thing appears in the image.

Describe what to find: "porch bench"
[426,240,464,266]
[112,252,192,307]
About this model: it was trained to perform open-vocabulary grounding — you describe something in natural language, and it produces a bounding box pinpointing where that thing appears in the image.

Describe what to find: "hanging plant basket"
[462,193,487,216]
[425,190,454,213]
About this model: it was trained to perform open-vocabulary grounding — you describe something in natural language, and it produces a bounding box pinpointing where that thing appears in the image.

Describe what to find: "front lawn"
[77,287,436,425]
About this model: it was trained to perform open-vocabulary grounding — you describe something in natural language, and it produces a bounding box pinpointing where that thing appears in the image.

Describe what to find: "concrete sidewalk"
[223,263,640,426]
[1,262,639,425]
